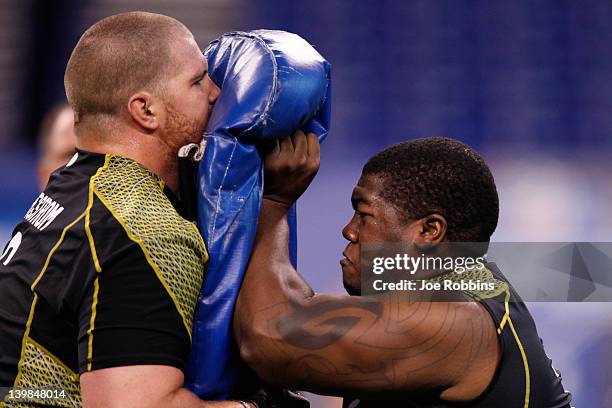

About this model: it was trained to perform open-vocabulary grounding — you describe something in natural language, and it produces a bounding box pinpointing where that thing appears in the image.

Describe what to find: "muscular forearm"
[239,198,315,309]
[234,199,317,379]
[236,131,320,328]
[81,367,254,408]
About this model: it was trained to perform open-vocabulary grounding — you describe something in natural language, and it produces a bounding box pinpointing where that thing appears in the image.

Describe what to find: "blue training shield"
[185,30,331,399]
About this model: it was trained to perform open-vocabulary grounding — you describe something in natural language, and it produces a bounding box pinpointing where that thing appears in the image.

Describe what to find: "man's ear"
[413,213,447,249]
[127,92,160,132]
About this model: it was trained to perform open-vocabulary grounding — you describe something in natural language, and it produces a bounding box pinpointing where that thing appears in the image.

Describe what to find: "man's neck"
[76,130,180,193]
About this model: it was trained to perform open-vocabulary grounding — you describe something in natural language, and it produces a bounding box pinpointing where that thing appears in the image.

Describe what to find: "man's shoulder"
[88,153,208,272]
[88,155,207,333]
[91,155,203,246]
[91,154,168,216]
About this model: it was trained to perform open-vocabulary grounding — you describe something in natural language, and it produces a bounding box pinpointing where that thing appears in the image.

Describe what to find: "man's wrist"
[262,196,293,210]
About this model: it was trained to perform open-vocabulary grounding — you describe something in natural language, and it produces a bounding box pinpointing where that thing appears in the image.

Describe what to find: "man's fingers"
[292,130,308,158]
[264,139,280,164]
[268,131,317,171]
[306,133,320,162]
[279,132,295,153]
[271,139,281,155]
[263,130,320,206]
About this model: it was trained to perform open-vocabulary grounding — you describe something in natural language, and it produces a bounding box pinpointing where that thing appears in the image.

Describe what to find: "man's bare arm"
[81,365,251,408]
[233,132,499,401]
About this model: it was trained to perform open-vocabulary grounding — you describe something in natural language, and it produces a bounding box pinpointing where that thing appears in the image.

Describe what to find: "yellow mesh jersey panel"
[2,338,81,407]
[92,155,207,337]
[427,265,508,300]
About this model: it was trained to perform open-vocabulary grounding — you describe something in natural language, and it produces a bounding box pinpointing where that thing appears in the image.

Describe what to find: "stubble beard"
[163,101,206,153]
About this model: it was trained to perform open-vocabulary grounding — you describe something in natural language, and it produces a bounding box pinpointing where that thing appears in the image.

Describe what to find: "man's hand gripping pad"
[185,30,331,399]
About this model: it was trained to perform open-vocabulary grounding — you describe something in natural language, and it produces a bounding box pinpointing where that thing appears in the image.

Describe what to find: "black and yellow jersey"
[0,150,208,407]
[343,264,573,408]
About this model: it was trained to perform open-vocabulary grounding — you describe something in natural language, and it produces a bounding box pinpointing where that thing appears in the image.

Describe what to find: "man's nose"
[206,75,221,104]
[342,215,358,243]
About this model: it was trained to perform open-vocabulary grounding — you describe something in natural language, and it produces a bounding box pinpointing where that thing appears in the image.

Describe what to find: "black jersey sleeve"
[76,197,191,374]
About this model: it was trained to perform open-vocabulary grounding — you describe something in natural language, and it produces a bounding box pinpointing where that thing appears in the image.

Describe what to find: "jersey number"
[0,232,22,266]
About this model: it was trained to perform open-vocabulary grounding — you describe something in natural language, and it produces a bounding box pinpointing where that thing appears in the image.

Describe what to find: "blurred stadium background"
[1,0,611,406]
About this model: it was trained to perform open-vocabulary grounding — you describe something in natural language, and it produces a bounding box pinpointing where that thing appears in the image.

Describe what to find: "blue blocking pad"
[185,30,331,399]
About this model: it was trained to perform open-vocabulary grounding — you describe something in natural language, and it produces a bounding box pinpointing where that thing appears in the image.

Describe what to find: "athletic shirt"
[0,150,208,407]
[343,264,573,408]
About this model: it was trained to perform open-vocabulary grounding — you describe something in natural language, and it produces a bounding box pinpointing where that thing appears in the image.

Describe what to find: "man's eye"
[193,78,203,86]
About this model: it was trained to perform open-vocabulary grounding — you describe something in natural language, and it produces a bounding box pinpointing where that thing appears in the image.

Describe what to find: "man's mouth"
[340,252,353,267]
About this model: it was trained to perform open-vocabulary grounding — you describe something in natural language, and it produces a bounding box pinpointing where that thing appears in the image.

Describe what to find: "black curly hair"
[362,137,499,242]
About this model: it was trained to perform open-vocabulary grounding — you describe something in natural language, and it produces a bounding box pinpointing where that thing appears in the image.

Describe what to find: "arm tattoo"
[255,296,496,392]
[277,299,383,349]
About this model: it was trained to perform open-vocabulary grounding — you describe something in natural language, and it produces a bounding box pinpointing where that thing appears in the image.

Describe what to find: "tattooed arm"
[233,132,500,401]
